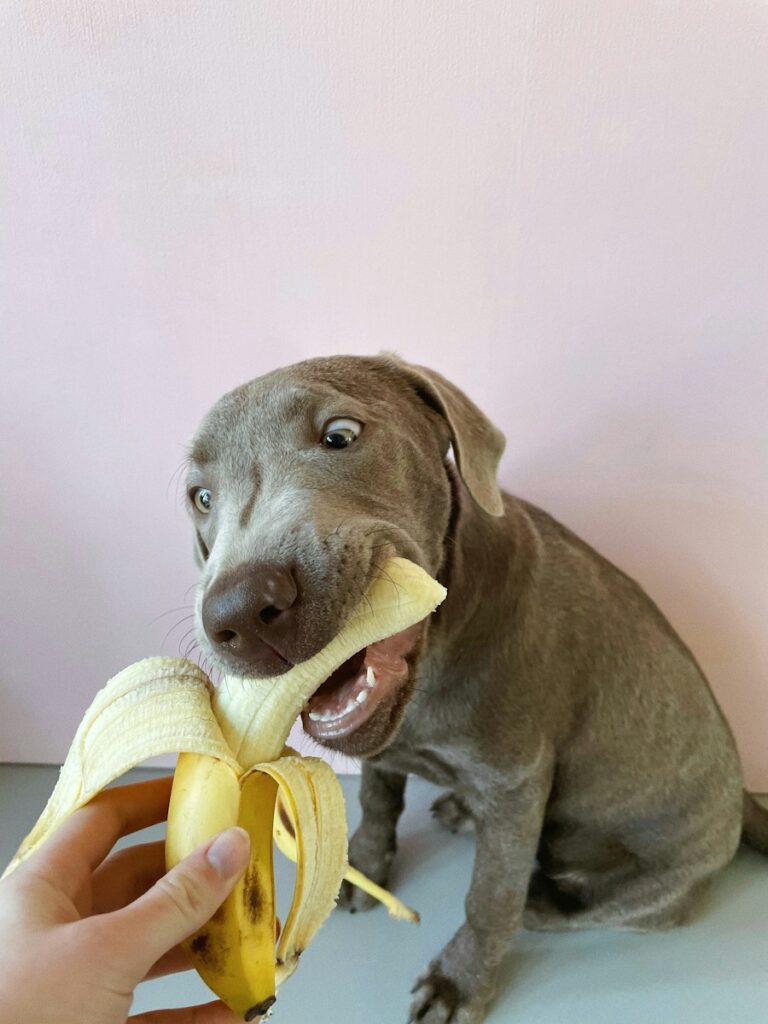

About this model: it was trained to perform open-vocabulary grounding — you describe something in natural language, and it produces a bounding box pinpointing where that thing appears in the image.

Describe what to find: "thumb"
[110,826,250,978]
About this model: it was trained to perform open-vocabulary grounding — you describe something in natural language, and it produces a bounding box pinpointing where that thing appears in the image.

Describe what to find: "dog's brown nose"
[202,562,298,672]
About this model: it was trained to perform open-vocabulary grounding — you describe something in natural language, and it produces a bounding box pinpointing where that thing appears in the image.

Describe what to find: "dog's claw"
[408,966,491,1024]
[408,974,460,1024]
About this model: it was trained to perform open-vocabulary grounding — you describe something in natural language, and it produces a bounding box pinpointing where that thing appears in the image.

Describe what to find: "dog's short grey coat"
[186,354,768,1024]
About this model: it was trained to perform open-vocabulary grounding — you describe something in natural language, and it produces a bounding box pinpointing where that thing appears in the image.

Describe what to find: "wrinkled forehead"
[186,369,373,474]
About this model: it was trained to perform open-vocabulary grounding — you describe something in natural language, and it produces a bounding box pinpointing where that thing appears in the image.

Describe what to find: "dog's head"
[185,354,505,756]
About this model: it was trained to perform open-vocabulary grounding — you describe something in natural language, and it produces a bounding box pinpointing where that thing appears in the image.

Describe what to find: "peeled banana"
[3,557,446,1020]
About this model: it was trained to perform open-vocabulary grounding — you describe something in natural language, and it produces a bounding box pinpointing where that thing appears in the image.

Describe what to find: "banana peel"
[3,557,446,1019]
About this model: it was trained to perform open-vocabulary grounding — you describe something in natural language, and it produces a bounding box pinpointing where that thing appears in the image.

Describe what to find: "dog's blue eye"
[192,487,212,513]
[322,418,363,449]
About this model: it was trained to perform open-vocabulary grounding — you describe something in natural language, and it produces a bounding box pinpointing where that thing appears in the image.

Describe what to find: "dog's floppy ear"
[387,356,506,517]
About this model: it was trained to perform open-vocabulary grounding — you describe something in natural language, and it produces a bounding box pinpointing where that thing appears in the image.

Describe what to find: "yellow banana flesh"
[3,557,447,1019]
[212,557,449,767]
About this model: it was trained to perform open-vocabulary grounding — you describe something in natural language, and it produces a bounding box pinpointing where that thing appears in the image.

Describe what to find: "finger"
[24,777,173,897]
[105,826,250,978]
[128,999,245,1023]
[145,944,192,980]
[91,841,167,914]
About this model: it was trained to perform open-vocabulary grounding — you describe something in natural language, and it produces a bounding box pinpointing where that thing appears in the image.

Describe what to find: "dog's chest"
[371,655,486,786]
[372,706,481,787]
[373,742,461,787]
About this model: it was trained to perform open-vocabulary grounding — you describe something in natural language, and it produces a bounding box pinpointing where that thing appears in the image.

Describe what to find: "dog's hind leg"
[431,791,475,834]
[523,870,590,931]
[527,862,715,933]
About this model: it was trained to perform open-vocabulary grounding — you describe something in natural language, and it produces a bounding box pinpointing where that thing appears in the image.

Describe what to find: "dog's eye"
[322,418,363,449]
[191,487,212,513]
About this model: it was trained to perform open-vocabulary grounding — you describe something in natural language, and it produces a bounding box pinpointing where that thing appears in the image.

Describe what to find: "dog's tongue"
[301,625,420,741]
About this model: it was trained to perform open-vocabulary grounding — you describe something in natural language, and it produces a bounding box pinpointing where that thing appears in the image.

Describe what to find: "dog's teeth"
[366,667,377,688]
[308,708,339,723]
[307,691,368,724]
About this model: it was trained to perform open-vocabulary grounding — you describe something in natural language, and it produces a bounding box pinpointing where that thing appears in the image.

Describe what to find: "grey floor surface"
[2,764,768,1023]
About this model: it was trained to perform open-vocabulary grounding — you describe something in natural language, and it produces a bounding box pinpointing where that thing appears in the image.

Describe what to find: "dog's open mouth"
[301,623,422,741]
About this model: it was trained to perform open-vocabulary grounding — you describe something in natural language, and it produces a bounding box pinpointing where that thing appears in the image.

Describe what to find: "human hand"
[0,776,256,1023]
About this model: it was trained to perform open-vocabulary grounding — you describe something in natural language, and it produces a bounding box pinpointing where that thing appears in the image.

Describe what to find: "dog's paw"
[336,828,395,914]
[408,923,496,1023]
[408,970,487,1024]
[430,792,474,835]
[336,876,379,914]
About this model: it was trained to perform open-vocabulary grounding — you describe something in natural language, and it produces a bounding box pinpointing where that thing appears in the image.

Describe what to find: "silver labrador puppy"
[184,354,767,1024]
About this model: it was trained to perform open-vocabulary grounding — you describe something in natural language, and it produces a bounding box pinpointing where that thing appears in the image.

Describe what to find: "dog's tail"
[742,792,768,854]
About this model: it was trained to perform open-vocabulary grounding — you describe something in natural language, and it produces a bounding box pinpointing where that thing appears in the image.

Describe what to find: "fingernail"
[206,826,250,878]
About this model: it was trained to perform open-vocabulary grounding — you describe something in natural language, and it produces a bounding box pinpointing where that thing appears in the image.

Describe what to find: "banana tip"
[390,906,420,925]
[245,995,276,1020]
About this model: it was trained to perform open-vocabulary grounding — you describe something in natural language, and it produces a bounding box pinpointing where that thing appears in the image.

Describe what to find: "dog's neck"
[434,462,518,644]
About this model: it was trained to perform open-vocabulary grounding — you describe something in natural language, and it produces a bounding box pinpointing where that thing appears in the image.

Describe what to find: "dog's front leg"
[338,760,407,913]
[409,762,553,1024]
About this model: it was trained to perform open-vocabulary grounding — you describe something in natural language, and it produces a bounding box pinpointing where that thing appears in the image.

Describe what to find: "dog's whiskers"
[150,604,194,625]
[159,613,196,651]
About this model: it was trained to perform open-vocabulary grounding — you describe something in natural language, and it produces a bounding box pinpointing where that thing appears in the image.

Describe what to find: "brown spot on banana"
[243,868,265,923]
[246,996,276,1021]
[188,930,225,973]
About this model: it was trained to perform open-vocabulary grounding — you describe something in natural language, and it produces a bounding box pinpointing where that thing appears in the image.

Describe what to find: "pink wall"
[2,2,767,784]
